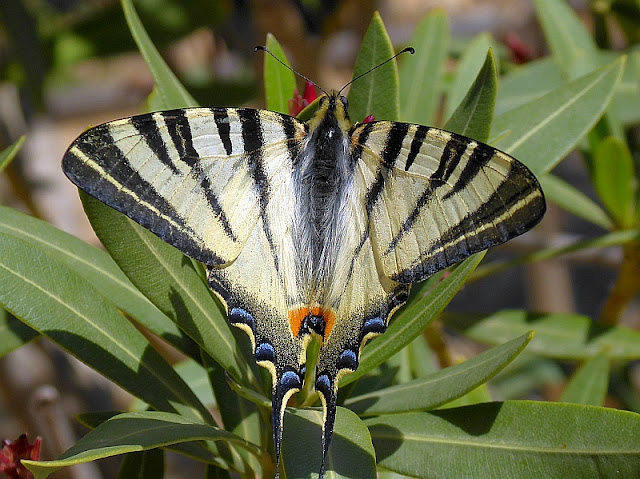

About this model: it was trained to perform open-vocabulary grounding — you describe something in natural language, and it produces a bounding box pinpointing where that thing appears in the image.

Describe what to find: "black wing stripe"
[365,123,409,213]
[239,108,280,273]
[281,115,301,165]
[350,122,375,167]
[405,125,429,171]
[432,133,469,184]
[130,114,180,175]
[214,109,233,156]
[442,142,494,200]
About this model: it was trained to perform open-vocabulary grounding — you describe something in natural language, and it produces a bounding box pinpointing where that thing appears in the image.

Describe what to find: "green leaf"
[121,0,198,110]
[593,136,636,227]
[445,33,496,120]
[0,307,38,357]
[77,411,229,469]
[263,34,296,114]
[0,206,196,357]
[561,352,609,406]
[610,50,640,126]
[282,407,376,479]
[491,57,625,175]
[443,49,497,142]
[0,233,211,422]
[538,174,614,230]
[345,331,532,416]
[399,9,449,125]
[341,252,486,387]
[495,58,563,116]
[0,136,25,172]
[348,12,399,122]
[367,401,640,478]
[533,0,598,79]
[116,449,165,479]
[81,194,256,388]
[444,309,640,360]
[23,411,262,479]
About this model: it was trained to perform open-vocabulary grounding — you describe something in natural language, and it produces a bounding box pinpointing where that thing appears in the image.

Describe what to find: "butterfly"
[62,47,545,478]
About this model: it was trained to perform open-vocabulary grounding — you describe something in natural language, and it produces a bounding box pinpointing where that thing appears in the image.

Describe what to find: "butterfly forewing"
[353,122,545,283]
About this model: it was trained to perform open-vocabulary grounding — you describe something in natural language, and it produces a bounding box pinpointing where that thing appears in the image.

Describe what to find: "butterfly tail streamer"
[315,372,339,478]
[272,369,303,478]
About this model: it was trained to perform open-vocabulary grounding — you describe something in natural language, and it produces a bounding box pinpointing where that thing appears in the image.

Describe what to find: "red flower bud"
[302,81,317,104]
[363,115,375,123]
[288,82,318,117]
[0,434,42,479]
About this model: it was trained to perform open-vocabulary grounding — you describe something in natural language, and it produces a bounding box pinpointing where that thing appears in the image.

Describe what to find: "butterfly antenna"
[254,45,329,97]
[338,46,415,95]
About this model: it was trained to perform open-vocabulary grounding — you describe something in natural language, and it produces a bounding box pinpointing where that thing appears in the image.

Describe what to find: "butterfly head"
[307,92,352,134]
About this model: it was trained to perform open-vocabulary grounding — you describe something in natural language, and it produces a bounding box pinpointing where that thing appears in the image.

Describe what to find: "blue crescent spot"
[338,349,358,369]
[229,307,256,329]
[363,316,385,333]
[316,374,331,393]
[280,370,302,390]
[255,342,275,362]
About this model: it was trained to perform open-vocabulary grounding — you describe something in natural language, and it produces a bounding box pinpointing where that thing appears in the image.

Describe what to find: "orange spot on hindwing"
[288,306,336,341]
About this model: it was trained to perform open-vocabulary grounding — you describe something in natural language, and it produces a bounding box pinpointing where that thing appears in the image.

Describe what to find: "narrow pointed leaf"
[345,331,532,415]
[0,233,210,422]
[399,10,449,125]
[367,401,640,478]
[444,49,497,142]
[264,34,296,114]
[0,136,25,172]
[348,12,399,122]
[444,309,640,360]
[0,206,196,357]
[593,136,636,227]
[491,57,625,175]
[538,174,614,229]
[282,407,376,479]
[81,194,255,387]
[342,252,486,386]
[121,0,198,109]
[23,411,262,479]
[77,411,230,469]
[561,352,609,406]
[445,33,496,119]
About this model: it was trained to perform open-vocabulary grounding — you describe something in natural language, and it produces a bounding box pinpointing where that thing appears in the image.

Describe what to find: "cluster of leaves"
[0,0,639,477]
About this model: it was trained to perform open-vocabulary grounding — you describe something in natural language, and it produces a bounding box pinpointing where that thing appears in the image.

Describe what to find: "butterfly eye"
[340,96,349,110]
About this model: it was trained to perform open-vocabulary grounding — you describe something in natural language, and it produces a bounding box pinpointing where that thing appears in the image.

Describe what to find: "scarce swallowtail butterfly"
[62,46,545,478]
